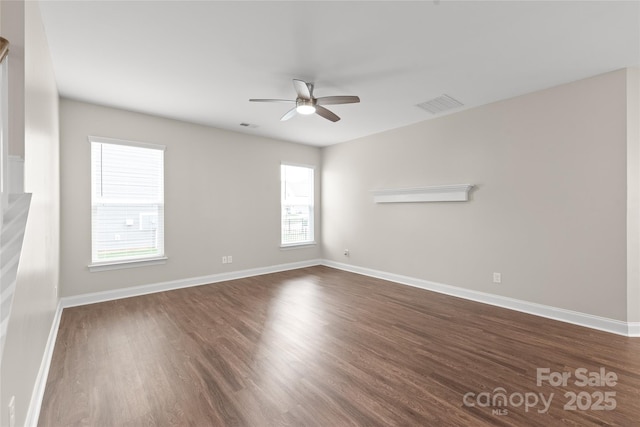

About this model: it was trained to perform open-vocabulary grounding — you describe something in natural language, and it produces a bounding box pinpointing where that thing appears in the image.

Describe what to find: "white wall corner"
[627,67,640,324]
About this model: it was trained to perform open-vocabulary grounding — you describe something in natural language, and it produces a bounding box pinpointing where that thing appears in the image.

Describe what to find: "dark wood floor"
[39,266,640,426]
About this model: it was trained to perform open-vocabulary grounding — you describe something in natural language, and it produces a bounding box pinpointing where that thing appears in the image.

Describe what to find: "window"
[89,136,165,268]
[281,164,314,246]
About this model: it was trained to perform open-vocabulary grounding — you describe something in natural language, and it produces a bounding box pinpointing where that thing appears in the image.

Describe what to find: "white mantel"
[371,184,474,203]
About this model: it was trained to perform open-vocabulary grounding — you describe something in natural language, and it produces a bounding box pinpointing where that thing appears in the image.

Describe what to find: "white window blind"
[90,137,165,265]
[281,164,314,246]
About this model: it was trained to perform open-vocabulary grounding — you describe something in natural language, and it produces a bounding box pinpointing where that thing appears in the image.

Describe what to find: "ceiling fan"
[250,79,360,122]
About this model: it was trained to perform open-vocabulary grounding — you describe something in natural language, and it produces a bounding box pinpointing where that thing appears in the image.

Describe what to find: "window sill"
[280,242,317,250]
[88,256,168,272]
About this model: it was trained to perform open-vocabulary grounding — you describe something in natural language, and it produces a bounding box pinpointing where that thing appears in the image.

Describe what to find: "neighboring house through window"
[89,136,166,270]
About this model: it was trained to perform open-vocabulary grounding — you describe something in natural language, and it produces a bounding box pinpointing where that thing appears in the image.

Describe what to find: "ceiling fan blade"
[249,99,295,103]
[280,107,298,121]
[316,95,360,106]
[315,106,340,122]
[293,79,312,100]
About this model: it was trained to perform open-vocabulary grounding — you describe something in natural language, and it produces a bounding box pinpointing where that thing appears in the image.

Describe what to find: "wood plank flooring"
[39,266,640,426]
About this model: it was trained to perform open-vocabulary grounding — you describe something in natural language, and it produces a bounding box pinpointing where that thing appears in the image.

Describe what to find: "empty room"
[1,0,640,426]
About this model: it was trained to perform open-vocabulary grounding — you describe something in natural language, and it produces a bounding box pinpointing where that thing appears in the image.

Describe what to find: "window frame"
[87,136,167,272]
[280,162,316,248]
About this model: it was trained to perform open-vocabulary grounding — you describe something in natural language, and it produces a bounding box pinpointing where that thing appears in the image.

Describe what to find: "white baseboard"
[628,322,640,337]
[28,260,322,426]
[25,300,63,427]
[59,258,640,335]
[25,259,639,426]
[61,259,322,308]
[321,260,635,337]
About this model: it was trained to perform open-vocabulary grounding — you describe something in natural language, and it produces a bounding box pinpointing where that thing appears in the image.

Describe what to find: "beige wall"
[60,99,321,297]
[322,69,629,321]
[0,1,60,426]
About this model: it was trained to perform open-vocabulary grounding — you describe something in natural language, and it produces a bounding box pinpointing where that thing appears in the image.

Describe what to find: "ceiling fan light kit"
[250,79,360,122]
[296,99,316,115]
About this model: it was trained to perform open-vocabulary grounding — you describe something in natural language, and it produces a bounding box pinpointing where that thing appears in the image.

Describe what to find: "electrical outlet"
[493,272,502,284]
[227,255,233,263]
[344,249,350,257]
[222,256,227,264]
[9,396,15,427]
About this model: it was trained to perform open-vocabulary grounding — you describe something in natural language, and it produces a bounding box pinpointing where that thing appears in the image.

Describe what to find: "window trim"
[87,135,167,271]
[280,162,315,248]
[279,242,317,250]
[88,135,166,152]
[88,256,168,272]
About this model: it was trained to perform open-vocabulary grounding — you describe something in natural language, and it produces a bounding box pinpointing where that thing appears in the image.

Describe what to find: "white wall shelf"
[371,184,474,203]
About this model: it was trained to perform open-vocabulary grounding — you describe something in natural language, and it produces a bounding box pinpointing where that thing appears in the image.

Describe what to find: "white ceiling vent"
[416,94,464,114]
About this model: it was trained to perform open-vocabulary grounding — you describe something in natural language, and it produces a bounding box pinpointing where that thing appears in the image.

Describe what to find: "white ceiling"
[38,1,640,147]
